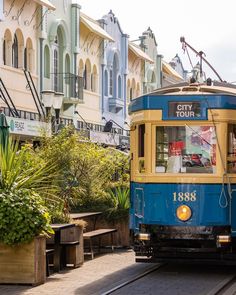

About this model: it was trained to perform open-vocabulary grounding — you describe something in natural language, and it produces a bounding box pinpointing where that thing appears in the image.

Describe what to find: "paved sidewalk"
[0,249,158,295]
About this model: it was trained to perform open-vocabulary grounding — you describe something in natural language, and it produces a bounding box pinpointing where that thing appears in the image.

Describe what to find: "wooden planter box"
[92,218,130,247]
[61,225,84,267]
[0,236,46,286]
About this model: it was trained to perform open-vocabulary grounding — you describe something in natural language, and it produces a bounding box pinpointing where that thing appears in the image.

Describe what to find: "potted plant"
[0,141,57,285]
[97,187,130,247]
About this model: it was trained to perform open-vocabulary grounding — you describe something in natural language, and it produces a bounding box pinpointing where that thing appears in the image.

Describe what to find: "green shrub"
[0,190,52,245]
[38,126,130,213]
[105,187,130,221]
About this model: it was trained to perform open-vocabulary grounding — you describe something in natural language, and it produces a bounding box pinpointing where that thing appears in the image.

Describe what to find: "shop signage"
[168,101,201,118]
[6,117,51,137]
[89,130,120,146]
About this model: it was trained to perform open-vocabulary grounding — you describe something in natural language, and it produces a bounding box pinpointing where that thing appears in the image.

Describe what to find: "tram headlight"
[176,205,192,222]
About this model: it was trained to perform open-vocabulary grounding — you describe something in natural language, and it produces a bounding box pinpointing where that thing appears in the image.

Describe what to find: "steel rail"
[206,275,236,295]
[101,264,165,295]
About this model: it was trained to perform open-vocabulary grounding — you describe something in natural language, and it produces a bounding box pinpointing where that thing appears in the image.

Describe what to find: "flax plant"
[0,140,59,245]
[106,187,130,221]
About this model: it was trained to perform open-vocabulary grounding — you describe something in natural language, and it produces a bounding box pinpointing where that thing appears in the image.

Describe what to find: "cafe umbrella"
[0,112,9,150]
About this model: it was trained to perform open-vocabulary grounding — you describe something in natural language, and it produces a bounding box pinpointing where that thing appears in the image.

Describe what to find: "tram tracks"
[101,263,165,295]
[101,263,236,295]
[206,275,236,295]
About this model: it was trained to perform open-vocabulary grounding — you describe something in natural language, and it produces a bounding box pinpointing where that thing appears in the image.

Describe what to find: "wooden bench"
[83,229,117,259]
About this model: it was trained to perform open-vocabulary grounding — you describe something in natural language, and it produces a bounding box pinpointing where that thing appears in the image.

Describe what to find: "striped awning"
[80,13,114,42]
[32,0,56,10]
[129,42,154,63]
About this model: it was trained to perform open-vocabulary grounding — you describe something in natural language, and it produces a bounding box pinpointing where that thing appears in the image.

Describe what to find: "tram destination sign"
[168,101,201,118]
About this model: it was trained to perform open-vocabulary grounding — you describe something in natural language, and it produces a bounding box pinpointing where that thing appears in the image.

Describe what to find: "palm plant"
[0,140,59,245]
[106,187,130,221]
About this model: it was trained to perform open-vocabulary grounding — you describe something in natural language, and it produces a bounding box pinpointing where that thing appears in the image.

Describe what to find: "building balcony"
[108,97,124,113]
[52,73,84,105]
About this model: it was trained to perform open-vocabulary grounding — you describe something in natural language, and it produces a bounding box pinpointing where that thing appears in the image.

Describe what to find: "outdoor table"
[70,212,102,230]
[50,223,75,272]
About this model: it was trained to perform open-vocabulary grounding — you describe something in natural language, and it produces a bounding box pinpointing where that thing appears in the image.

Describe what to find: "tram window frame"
[138,124,145,158]
[155,125,216,174]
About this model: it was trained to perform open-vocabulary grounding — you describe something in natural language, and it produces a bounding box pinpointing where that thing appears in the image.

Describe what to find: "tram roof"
[129,81,236,115]
[148,81,236,96]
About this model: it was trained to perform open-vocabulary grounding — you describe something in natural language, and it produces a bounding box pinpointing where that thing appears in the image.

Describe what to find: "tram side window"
[138,124,145,173]
[155,126,216,174]
[228,124,236,173]
[138,124,145,157]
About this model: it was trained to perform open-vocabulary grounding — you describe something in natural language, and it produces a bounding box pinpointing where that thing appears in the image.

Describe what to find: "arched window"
[53,49,58,91]
[78,59,84,77]
[65,54,70,97]
[25,38,34,72]
[83,65,87,89]
[12,29,24,69]
[109,69,113,95]
[91,65,97,92]
[12,34,18,68]
[127,79,131,102]
[52,25,66,93]
[84,59,91,90]
[136,83,140,97]
[78,59,84,100]
[118,75,122,98]
[131,78,136,99]
[44,45,50,78]
[65,54,70,74]
[130,88,133,100]
[91,73,93,91]
[3,40,6,65]
[104,70,108,96]
[111,53,119,97]
[3,29,12,66]
[24,47,27,70]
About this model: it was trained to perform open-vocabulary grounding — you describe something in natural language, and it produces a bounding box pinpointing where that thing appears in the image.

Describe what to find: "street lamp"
[53,92,64,124]
[41,90,54,117]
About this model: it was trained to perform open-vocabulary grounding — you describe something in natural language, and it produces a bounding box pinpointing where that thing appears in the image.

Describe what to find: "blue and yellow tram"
[129,80,236,263]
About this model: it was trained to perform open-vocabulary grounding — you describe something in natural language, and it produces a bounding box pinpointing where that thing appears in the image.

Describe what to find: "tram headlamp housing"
[176,205,192,222]
[135,233,150,241]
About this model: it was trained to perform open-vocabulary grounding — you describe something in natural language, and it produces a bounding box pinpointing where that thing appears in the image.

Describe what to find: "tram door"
[134,187,144,231]
[228,125,236,235]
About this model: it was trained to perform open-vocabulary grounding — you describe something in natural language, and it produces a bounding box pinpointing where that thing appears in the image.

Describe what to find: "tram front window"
[155,126,216,174]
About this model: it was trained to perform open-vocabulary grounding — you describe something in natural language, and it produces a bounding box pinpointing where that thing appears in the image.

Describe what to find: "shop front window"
[156,125,216,174]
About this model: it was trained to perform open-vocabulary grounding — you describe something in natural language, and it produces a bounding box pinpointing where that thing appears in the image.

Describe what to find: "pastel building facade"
[100,10,129,129]
[0,1,186,147]
[40,0,81,127]
[0,0,55,139]
[140,27,161,93]
[76,12,114,131]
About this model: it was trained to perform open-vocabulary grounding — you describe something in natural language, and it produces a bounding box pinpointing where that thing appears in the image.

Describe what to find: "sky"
[78,0,236,83]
